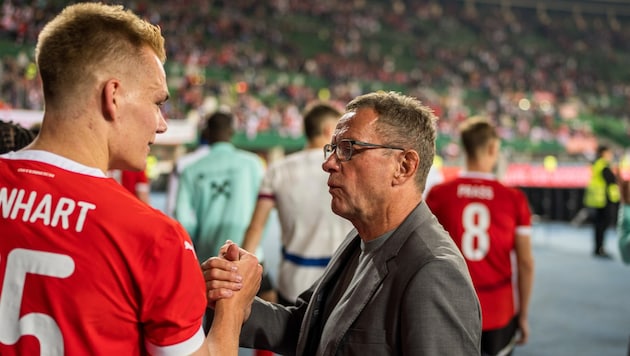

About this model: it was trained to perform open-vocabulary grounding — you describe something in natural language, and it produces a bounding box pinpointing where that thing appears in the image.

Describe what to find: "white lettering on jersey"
[184,241,197,259]
[0,187,96,233]
[456,184,494,200]
[461,203,491,261]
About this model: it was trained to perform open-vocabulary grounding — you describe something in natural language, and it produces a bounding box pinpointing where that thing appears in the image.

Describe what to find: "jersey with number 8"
[0,151,207,355]
[425,172,531,330]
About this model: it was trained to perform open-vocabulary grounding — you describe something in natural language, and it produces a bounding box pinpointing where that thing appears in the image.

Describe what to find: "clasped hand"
[201,240,262,321]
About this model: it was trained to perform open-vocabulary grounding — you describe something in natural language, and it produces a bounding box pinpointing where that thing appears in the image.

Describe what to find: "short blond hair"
[36,3,165,105]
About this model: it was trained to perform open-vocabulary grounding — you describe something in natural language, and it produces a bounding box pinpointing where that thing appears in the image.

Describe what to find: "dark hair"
[0,120,36,154]
[302,102,341,140]
[459,116,499,161]
[203,112,234,144]
[596,144,610,158]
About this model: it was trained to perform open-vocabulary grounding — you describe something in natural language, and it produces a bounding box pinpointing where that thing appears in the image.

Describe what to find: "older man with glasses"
[204,91,482,355]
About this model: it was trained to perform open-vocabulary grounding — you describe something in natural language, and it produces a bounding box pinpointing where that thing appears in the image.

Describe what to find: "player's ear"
[101,78,121,122]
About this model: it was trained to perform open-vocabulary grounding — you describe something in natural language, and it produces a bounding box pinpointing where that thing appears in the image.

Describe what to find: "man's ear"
[101,79,120,122]
[394,150,419,184]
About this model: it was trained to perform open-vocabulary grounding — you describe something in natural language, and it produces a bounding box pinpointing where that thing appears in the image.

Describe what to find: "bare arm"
[514,232,535,345]
[242,198,275,253]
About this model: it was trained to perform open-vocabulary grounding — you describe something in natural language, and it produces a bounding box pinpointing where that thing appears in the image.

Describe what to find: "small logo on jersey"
[210,180,230,199]
[184,241,197,259]
[17,168,55,178]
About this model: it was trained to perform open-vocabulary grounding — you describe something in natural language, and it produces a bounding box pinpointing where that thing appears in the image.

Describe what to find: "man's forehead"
[339,111,356,122]
[334,109,380,135]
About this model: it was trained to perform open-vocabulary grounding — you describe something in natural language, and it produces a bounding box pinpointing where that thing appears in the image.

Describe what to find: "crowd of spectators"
[2,0,630,159]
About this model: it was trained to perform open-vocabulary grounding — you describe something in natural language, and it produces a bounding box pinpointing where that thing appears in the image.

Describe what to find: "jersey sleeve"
[140,220,207,355]
[258,162,277,199]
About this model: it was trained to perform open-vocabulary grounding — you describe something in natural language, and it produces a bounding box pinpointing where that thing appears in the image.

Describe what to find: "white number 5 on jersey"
[461,203,490,261]
[0,248,74,355]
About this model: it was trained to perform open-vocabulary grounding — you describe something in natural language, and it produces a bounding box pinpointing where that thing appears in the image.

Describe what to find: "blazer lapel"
[296,202,430,355]
[296,230,360,355]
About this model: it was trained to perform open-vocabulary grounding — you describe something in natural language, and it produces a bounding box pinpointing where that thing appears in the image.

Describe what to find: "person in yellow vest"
[583,144,620,258]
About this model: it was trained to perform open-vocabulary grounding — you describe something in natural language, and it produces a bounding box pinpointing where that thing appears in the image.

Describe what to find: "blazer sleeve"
[401,257,482,355]
[239,295,309,356]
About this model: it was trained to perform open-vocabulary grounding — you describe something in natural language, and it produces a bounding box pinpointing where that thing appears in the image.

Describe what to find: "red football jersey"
[108,169,150,196]
[426,172,531,330]
[0,151,206,355]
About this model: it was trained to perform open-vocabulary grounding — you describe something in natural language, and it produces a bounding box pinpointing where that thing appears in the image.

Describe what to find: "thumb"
[224,243,241,262]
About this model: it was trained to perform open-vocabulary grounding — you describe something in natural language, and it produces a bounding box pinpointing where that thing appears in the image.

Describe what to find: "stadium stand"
[2,0,630,161]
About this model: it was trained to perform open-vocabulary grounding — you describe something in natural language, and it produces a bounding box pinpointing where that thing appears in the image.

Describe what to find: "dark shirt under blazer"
[240,201,482,355]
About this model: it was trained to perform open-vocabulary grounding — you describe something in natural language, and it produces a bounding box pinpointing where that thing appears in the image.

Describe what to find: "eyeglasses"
[323,139,405,161]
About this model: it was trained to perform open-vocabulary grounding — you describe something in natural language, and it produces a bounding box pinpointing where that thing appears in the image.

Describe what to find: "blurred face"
[112,48,168,170]
[322,107,399,222]
[602,149,613,162]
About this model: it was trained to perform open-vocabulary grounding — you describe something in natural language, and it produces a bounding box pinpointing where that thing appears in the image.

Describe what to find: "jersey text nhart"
[0,187,96,232]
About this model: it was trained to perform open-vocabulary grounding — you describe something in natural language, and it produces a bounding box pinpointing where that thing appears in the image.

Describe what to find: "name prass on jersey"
[457,184,494,200]
[0,186,96,233]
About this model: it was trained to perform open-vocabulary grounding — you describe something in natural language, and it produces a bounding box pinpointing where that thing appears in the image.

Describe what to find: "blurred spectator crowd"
[2,0,630,159]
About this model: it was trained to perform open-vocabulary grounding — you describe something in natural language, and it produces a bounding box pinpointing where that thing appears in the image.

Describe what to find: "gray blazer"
[240,202,481,355]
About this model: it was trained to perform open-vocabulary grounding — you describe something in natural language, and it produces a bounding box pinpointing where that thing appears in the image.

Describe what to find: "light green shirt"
[175,142,264,262]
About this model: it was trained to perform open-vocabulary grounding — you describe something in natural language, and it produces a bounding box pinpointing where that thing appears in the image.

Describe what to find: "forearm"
[242,199,274,253]
[242,227,263,253]
[205,300,245,356]
[517,258,535,320]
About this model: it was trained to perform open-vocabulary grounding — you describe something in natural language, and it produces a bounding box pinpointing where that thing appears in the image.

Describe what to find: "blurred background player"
[0,120,36,154]
[618,177,630,264]
[583,144,620,258]
[107,169,151,204]
[426,116,534,356]
[423,160,445,199]
[241,102,353,306]
[173,111,275,329]
[165,117,211,217]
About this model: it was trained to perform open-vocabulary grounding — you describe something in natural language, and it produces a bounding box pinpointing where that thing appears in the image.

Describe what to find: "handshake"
[202,241,263,321]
